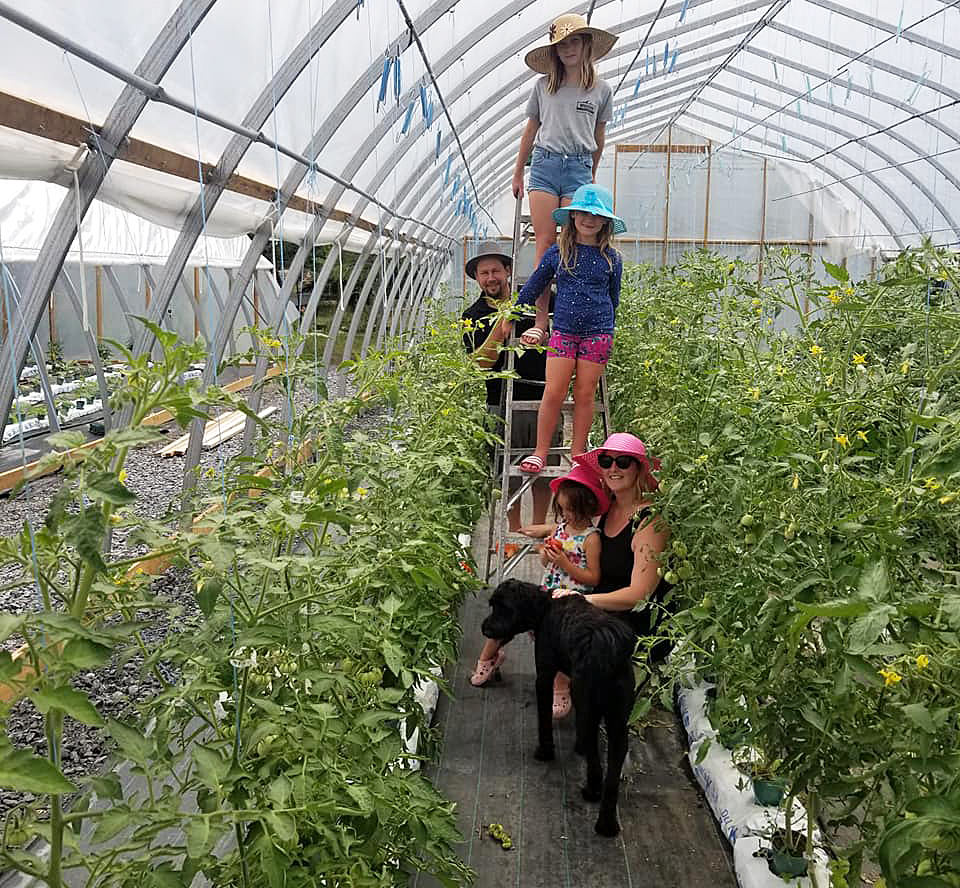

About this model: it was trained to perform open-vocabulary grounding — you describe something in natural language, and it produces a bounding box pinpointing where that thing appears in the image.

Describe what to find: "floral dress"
[541,520,598,594]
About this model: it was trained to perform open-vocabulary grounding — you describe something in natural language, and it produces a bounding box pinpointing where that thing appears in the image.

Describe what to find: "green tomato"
[664,570,679,584]
[359,668,382,687]
[739,513,756,527]
[744,532,758,545]
[671,540,687,557]
[676,562,693,580]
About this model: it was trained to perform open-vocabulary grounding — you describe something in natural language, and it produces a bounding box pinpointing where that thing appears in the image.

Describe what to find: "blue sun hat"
[552,183,627,235]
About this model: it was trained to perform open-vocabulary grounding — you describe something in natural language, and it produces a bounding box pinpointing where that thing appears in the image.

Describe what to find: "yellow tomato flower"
[843,285,855,297]
[119,469,127,483]
[827,288,841,305]
[776,363,786,376]
[879,667,902,687]
[916,654,929,670]
[810,344,823,356]
[924,477,942,491]
[834,434,849,448]
[856,430,869,443]
[791,473,799,490]
[748,386,761,400]
[900,360,910,374]
[852,353,867,365]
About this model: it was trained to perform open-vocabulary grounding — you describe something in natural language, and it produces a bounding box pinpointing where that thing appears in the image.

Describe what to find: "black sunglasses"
[597,453,637,470]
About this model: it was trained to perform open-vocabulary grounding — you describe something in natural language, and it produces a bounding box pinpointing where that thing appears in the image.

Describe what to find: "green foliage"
[610,244,960,886]
[0,318,488,885]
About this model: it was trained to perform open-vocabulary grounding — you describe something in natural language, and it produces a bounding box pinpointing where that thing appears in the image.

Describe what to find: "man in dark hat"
[461,241,558,536]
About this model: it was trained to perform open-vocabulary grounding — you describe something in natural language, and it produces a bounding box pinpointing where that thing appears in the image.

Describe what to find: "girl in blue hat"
[514,182,625,475]
[512,12,617,346]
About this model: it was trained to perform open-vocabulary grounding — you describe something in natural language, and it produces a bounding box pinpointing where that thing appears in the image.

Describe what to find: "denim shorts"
[528,146,593,198]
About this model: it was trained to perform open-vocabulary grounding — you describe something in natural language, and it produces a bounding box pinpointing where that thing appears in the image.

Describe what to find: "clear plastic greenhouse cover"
[0,0,957,259]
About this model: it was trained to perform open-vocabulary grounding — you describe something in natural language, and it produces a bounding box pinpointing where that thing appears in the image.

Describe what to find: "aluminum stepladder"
[484,196,613,584]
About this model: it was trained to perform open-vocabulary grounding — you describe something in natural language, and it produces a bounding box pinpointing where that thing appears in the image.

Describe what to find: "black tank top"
[594,507,670,638]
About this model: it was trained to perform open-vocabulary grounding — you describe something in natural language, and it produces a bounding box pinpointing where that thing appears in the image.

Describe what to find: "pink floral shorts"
[547,331,614,366]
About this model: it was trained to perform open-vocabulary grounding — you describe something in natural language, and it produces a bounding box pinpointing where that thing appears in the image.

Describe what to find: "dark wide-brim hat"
[465,240,513,280]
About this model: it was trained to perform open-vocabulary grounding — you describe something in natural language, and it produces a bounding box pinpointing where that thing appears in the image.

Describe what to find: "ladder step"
[509,400,604,411]
[507,465,575,479]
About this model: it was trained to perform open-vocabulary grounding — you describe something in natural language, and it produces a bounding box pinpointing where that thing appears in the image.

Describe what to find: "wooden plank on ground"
[158,406,277,457]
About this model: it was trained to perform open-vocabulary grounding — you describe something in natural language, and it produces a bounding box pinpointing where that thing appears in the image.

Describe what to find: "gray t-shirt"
[525,76,613,154]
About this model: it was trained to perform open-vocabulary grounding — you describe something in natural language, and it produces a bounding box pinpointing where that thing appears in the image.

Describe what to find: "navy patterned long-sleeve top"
[517,243,622,335]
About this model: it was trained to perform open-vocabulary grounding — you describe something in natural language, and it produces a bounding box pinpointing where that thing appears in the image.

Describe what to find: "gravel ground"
[0,368,392,816]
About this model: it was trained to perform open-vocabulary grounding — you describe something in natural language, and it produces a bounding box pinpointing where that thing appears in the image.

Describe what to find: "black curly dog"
[481,579,636,837]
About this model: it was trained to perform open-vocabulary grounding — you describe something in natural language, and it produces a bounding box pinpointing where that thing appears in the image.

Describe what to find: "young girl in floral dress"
[470,466,609,718]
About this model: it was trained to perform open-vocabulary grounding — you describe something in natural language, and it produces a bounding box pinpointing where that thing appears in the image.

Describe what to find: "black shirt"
[594,508,672,639]
[461,296,548,405]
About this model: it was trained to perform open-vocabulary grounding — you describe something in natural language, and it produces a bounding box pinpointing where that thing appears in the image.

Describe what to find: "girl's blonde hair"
[557,213,619,274]
[546,33,596,94]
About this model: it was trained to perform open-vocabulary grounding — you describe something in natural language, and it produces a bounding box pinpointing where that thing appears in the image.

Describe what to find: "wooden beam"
[704,141,712,247]
[615,143,709,154]
[95,266,103,339]
[758,158,768,285]
[0,92,433,250]
[662,126,672,267]
[193,267,199,339]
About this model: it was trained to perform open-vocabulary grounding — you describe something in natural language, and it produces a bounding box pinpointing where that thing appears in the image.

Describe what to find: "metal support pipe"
[56,271,112,432]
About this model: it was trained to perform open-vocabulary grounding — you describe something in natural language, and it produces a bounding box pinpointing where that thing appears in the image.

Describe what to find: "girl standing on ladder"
[515,183,625,474]
[511,12,617,346]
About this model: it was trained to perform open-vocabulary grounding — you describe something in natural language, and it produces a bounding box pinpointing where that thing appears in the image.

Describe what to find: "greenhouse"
[0,0,957,885]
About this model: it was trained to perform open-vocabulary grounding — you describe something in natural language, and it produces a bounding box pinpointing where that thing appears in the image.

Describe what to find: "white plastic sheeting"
[0,1,956,254]
[0,179,273,267]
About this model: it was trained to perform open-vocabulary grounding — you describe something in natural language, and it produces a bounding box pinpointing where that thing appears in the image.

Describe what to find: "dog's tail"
[582,618,636,678]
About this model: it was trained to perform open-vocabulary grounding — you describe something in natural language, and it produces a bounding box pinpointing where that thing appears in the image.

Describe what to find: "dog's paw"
[581,784,602,803]
[594,815,621,838]
[533,744,555,761]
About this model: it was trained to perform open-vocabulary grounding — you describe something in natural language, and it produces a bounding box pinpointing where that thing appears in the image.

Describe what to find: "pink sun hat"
[574,433,661,481]
[549,464,611,515]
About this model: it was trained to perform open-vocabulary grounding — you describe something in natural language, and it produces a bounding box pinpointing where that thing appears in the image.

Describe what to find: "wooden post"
[612,144,620,211]
[95,265,103,339]
[758,159,768,285]
[193,267,200,338]
[662,126,672,267]
[703,141,712,247]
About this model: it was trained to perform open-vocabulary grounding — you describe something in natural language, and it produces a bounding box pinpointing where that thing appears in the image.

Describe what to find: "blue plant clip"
[401,100,415,135]
[393,52,401,103]
[679,0,690,23]
[663,41,670,68]
[444,155,452,184]
[633,76,643,98]
[667,48,678,74]
[377,55,391,108]
[420,83,428,118]
[435,129,441,160]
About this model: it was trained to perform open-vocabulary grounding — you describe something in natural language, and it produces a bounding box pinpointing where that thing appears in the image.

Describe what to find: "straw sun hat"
[524,12,618,75]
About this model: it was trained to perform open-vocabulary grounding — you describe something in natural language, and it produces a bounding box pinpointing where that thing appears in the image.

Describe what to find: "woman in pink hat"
[469,465,609,695]
[574,433,672,642]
